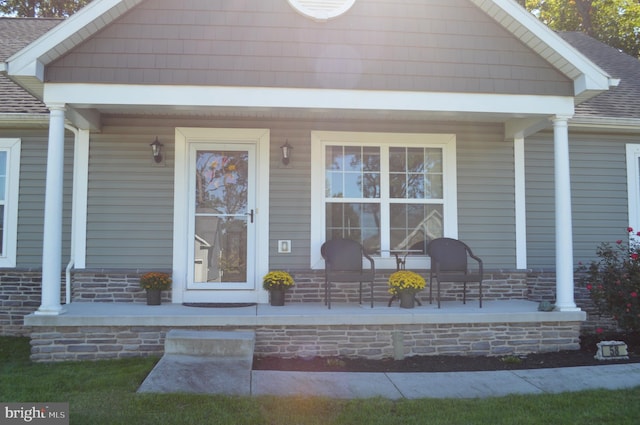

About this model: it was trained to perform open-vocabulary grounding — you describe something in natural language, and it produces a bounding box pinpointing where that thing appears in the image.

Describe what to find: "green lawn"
[1,336,639,424]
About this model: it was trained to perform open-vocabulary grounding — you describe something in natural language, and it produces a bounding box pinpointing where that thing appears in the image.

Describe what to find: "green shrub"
[578,227,640,332]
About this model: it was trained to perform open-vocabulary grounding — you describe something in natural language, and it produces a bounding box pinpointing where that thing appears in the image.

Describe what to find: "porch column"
[552,115,578,311]
[36,104,66,315]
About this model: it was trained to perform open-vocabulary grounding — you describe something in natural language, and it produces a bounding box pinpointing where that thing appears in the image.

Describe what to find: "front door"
[188,144,256,290]
[174,127,270,304]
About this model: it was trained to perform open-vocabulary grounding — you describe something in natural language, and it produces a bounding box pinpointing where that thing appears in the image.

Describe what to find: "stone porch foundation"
[24,301,585,362]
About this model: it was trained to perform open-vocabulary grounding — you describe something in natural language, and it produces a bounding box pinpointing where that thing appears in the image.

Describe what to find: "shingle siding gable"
[45,0,573,96]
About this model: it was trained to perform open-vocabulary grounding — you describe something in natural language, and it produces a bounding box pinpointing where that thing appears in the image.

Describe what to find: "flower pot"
[146,289,162,305]
[269,288,286,306]
[399,291,415,309]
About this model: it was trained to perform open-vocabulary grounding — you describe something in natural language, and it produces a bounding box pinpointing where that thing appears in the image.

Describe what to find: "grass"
[2,336,640,424]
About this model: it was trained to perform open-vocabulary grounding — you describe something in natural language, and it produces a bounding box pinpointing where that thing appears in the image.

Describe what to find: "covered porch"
[25,300,586,362]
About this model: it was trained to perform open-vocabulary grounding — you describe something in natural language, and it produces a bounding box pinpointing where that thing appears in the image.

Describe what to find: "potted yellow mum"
[139,272,172,305]
[388,270,426,309]
[263,271,295,306]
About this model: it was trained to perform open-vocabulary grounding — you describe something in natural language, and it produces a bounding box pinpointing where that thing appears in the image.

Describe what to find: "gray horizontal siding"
[46,0,572,96]
[85,129,174,268]
[525,132,631,270]
[456,127,516,268]
[87,116,518,271]
[11,129,74,268]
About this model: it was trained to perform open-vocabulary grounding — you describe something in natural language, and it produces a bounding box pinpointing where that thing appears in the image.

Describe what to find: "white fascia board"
[475,0,612,93]
[7,0,140,78]
[44,83,576,116]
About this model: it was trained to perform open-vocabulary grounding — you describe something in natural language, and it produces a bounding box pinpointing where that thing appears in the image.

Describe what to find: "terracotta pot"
[269,288,286,306]
[146,289,162,305]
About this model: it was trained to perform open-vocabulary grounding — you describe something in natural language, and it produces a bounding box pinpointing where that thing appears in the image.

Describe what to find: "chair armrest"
[468,252,483,275]
[363,251,376,272]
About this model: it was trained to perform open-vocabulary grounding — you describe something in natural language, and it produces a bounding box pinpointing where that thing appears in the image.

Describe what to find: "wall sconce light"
[150,137,163,163]
[280,140,293,165]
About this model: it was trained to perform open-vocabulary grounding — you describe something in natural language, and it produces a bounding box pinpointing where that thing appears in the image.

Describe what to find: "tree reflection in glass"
[194,151,248,283]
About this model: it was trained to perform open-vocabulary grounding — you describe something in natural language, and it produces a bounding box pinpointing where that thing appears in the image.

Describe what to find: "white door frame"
[173,128,270,304]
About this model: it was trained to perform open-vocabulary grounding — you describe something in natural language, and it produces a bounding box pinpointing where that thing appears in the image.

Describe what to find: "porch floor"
[25,300,586,327]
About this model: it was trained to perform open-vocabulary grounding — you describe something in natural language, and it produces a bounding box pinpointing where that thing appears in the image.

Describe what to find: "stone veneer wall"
[29,322,582,362]
[0,269,618,338]
[71,270,171,304]
[284,270,529,305]
[0,270,59,337]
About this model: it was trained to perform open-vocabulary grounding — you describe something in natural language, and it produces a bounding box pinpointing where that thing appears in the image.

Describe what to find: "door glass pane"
[194,150,248,283]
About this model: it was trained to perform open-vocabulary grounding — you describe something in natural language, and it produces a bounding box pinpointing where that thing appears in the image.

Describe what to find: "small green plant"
[577,227,640,332]
[326,358,346,368]
[500,355,523,365]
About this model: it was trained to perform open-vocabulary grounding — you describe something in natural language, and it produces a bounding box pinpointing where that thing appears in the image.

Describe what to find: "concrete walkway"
[140,361,640,399]
[251,363,640,399]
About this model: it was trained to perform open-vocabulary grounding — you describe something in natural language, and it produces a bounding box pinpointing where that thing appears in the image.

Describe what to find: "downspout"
[64,123,79,304]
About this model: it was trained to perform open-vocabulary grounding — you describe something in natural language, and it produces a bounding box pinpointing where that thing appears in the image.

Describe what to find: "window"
[311,131,457,269]
[0,138,20,268]
[626,144,640,233]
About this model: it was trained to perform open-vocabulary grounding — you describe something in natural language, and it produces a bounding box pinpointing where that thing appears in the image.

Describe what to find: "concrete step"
[164,329,255,359]
[138,330,255,395]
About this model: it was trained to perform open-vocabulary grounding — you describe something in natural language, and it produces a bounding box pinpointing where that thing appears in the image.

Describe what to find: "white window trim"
[626,144,640,233]
[0,138,20,268]
[310,131,457,269]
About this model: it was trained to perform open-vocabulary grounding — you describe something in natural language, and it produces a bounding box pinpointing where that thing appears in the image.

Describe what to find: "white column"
[552,115,579,311]
[36,104,66,315]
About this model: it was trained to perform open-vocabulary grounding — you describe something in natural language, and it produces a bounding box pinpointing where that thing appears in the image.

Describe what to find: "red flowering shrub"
[578,227,640,331]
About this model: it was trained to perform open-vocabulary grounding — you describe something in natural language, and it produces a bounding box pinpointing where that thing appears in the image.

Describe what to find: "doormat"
[182,302,257,308]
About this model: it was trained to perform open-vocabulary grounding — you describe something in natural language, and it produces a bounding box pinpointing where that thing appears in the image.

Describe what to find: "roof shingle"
[0,17,62,115]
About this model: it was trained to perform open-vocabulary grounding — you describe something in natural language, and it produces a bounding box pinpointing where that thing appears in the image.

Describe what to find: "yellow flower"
[263,271,295,290]
[387,271,426,296]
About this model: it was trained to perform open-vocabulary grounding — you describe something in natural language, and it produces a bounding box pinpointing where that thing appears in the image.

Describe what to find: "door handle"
[246,209,254,223]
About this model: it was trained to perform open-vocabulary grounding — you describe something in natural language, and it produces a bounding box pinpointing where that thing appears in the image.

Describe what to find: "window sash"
[311,131,457,269]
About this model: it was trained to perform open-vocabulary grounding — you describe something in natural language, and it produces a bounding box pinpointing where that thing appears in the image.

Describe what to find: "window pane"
[0,151,6,201]
[0,205,3,256]
[389,204,443,251]
[390,147,443,200]
[326,146,380,200]
[326,171,343,198]
[326,202,380,253]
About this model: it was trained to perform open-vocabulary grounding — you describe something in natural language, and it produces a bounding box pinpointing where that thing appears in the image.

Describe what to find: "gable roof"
[5,0,613,104]
[559,31,640,124]
[0,17,61,115]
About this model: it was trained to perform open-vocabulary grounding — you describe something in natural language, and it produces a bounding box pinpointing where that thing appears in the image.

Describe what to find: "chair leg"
[359,281,363,304]
[479,281,482,308]
[429,277,433,304]
[437,279,441,309]
[463,282,467,304]
[370,281,374,308]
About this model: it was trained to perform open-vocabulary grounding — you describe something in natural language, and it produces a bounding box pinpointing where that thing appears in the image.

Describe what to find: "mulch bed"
[252,332,640,373]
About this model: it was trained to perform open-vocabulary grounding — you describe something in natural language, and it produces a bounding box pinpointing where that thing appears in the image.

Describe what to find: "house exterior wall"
[45,0,572,96]
[525,130,632,270]
[89,115,516,270]
[0,128,74,268]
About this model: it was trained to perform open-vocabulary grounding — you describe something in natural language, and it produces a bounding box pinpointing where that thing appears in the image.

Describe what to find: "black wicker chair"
[427,237,483,308]
[321,239,375,309]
